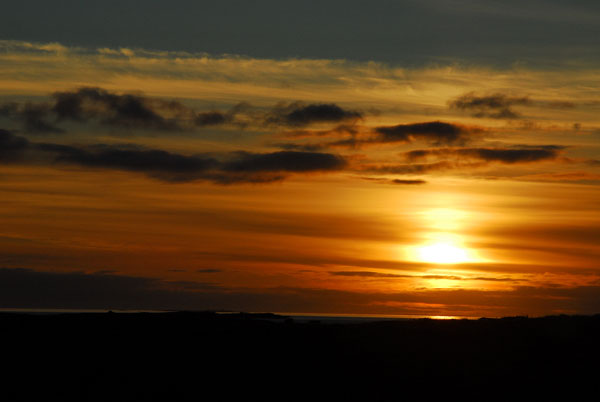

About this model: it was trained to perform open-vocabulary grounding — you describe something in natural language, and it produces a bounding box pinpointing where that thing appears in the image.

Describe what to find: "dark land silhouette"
[3,312,599,401]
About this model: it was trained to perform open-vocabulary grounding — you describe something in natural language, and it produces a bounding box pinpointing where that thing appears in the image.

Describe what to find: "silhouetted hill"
[3,312,599,401]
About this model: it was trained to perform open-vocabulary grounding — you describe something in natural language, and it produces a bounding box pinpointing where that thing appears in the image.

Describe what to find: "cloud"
[372,121,478,146]
[279,124,360,139]
[515,171,600,183]
[52,87,190,131]
[0,130,347,183]
[196,269,222,274]
[391,179,427,185]
[276,121,480,151]
[0,102,63,133]
[0,267,218,310]
[403,146,564,164]
[358,146,563,178]
[222,151,346,173]
[358,176,428,185]
[0,129,30,161]
[266,102,362,127]
[1,87,240,134]
[329,271,521,282]
[330,271,411,278]
[1,267,597,316]
[195,111,231,127]
[275,143,327,152]
[449,92,531,119]
[39,141,219,182]
[362,161,464,175]
[4,88,365,134]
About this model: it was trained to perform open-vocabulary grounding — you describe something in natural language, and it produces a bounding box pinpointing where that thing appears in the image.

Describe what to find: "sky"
[1,1,599,317]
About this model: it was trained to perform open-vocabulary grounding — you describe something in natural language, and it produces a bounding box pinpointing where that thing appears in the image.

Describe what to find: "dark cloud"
[275,143,327,152]
[196,269,222,274]
[330,271,411,278]
[470,277,523,282]
[0,267,218,310]
[195,111,230,127]
[52,87,185,130]
[276,121,478,151]
[329,271,520,282]
[222,151,346,173]
[360,145,562,178]
[449,92,531,119]
[358,176,428,185]
[363,161,461,175]
[0,130,347,183]
[0,87,238,134]
[1,267,596,316]
[403,146,563,164]
[0,129,30,161]
[391,179,427,185]
[373,121,476,146]
[0,102,63,133]
[43,143,219,182]
[4,88,366,134]
[267,102,362,127]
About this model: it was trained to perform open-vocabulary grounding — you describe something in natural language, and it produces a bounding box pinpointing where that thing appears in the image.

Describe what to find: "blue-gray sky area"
[1,0,599,67]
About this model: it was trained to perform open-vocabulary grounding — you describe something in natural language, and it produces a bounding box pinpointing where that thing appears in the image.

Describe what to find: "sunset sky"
[1,0,599,317]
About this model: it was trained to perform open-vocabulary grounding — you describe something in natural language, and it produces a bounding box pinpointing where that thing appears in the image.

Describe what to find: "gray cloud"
[277,121,480,151]
[52,87,182,130]
[449,92,531,119]
[0,102,63,133]
[374,121,477,146]
[0,130,347,183]
[266,102,362,127]
[403,146,564,164]
[3,88,365,134]
[222,150,346,173]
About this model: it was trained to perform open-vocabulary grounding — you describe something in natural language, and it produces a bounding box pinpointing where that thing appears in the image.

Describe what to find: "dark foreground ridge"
[3,312,600,401]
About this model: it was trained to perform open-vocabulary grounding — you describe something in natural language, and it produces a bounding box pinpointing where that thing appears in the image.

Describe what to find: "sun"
[416,242,470,264]
[405,232,482,264]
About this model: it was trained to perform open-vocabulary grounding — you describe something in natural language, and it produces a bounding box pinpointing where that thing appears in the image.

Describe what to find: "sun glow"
[406,232,482,265]
[416,242,470,264]
[404,206,487,265]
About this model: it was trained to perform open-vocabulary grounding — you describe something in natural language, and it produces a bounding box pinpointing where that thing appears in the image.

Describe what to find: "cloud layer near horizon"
[2,267,600,317]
